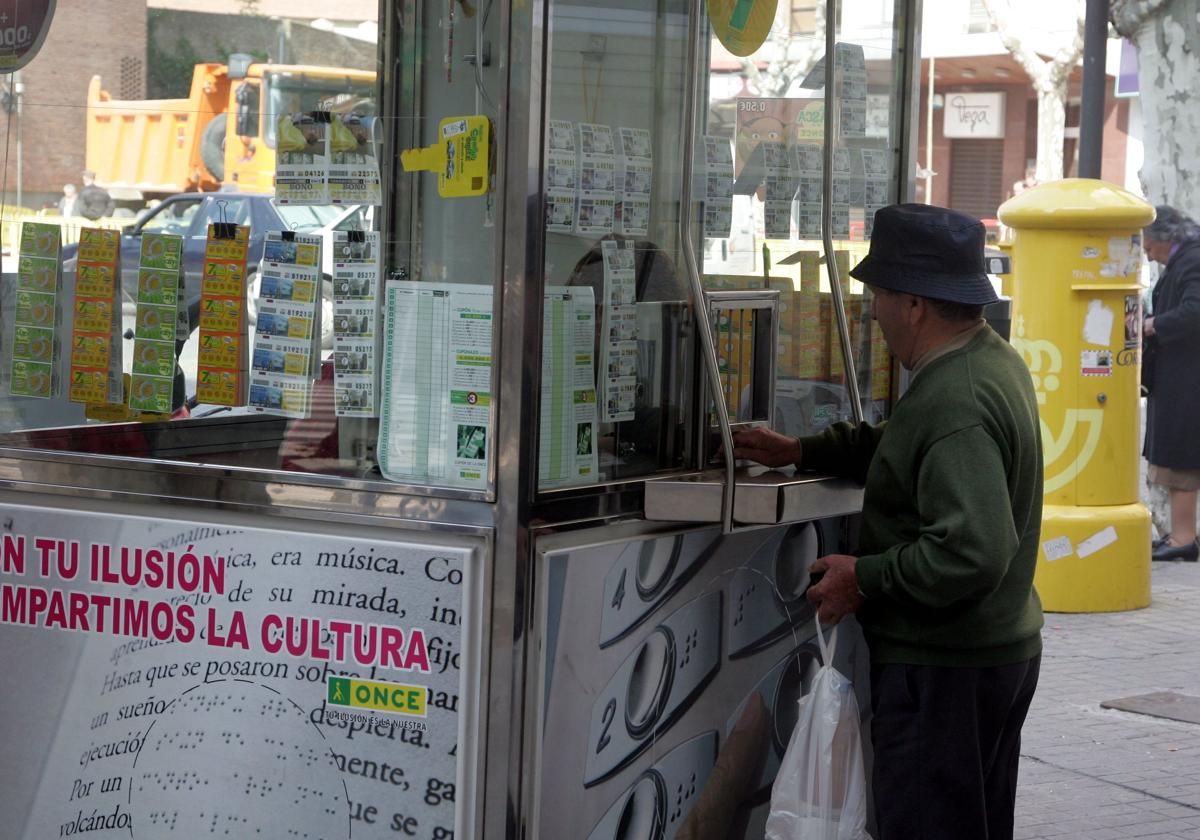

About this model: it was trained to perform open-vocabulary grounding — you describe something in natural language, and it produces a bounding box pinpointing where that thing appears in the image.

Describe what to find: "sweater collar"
[909,320,990,381]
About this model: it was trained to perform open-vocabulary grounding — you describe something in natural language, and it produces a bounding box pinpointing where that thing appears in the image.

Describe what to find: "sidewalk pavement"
[1017,560,1200,839]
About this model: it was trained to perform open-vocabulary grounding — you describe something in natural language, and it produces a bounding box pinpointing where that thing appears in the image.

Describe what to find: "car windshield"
[274,203,345,231]
[263,71,377,149]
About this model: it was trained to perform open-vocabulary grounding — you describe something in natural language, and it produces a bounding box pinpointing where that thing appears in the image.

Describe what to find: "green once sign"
[707,0,777,58]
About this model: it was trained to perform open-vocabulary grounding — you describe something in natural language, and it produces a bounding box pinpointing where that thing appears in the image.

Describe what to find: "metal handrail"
[679,3,737,534]
[822,0,865,425]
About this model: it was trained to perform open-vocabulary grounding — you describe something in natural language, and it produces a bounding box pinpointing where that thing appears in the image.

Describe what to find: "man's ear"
[904,292,925,324]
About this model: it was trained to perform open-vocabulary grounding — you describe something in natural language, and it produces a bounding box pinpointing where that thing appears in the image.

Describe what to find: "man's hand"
[730,427,801,468]
[807,554,864,625]
[1144,316,1156,338]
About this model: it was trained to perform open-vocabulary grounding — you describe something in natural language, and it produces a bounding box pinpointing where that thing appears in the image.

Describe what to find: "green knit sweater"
[801,327,1044,667]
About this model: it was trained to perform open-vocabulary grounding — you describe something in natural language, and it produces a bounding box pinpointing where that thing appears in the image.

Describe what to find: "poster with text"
[0,501,478,840]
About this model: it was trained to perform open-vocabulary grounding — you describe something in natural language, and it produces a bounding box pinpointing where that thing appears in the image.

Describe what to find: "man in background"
[77,171,114,220]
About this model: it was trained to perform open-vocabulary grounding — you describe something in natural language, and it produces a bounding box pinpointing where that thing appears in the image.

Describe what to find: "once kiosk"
[0,0,921,837]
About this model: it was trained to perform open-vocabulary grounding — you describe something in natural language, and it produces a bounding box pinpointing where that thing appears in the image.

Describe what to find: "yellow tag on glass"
[400,115,490,197]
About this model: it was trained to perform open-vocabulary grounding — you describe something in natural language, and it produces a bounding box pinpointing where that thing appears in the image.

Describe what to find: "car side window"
[334,206,368,232]
[137,198,204,236]
[199,197,251,229]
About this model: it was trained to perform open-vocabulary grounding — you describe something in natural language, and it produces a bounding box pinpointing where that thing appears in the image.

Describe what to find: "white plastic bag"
[765,615,871,840]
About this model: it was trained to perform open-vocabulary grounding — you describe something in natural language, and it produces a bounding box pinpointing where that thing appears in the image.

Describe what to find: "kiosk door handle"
[821,0,865,427]
[679,0,737,534]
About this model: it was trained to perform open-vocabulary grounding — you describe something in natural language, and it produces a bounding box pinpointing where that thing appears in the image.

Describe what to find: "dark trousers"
[869,655,1041,840]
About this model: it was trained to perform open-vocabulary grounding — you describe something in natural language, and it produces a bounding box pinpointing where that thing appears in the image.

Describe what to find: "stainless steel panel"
[724,643,823,796]
[644,467,864,525]
[0,452,497,532]
[584,591,722,785]
[598,531,722,648]
[585,732,718,840]
[727,523,822,657]
[532,522,872,839]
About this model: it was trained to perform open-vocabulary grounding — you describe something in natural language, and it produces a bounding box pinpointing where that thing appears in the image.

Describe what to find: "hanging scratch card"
[69,228,122,405]
[600,239,638,422]
[703,135,734,239]
[276,111,331,205]
[249,231,323,419]
[546,119,578,234]
[197,223,251,406]
[400,115,491,198]
[332,230,381,417]
[617,126,652,236]
[9,222,62,399]
[329,113,382,207]
[577,123,616,235]
[129,233,183,414]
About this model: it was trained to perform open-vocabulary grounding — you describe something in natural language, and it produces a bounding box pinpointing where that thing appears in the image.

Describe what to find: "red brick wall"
[0,0,147,208]
[1101,98,1130,187]
[917,80,1136,213]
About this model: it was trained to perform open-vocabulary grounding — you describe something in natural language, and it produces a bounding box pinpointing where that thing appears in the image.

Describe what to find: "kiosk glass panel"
[0,1,507,496]
[536,0,700,489]
[700,0,906,434]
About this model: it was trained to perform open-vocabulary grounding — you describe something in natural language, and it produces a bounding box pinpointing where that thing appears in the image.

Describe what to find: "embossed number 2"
[596,698,617,753]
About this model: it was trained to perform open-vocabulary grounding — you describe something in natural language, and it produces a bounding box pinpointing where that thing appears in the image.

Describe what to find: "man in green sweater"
[733,204,1043,840]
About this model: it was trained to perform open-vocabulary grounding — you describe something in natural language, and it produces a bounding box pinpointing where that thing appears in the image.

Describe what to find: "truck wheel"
[201,116,226,182]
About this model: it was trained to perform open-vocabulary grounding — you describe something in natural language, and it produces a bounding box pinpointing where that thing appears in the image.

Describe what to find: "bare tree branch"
[736,2,826,97]
[983,0,1051,88]
[1110,0,1171,38]
[1048,10,1086,87]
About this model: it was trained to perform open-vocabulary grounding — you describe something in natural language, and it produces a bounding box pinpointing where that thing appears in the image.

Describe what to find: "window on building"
[967,0,997,33]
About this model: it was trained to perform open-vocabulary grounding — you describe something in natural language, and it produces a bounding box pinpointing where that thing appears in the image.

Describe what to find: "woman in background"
[1143,206,1200,562]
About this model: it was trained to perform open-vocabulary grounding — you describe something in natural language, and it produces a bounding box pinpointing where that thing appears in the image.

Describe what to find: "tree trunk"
[1035,82,1069,182]
[1131,0,1200,214]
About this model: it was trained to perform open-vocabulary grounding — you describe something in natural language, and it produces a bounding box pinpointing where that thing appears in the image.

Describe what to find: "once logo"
[706,0,777,57]
[328,676,428,717]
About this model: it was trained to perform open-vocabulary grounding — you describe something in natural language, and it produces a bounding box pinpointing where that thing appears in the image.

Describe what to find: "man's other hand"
[807,554,864,625]
[731,427,801,468]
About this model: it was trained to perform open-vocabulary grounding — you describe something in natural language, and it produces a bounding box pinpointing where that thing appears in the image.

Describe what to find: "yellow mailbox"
[998,179,1154,612]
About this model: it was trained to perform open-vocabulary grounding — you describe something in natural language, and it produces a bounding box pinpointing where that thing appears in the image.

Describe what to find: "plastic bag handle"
[814,614,838,666]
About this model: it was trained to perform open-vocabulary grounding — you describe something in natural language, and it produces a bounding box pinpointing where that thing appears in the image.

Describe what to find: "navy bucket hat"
[850,204,999,305]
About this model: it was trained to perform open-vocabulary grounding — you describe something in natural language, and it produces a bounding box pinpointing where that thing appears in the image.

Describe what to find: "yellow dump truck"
[86,53,377,197]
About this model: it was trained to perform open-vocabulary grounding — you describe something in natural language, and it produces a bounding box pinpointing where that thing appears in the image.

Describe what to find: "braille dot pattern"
[129,682,347,839]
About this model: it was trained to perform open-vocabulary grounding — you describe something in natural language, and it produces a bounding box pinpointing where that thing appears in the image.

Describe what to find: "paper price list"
[249,232,323,419]
[379,282,493,490]
[9,223,63,399]
[539,286,599,488]
[197,225,251,406]
[331,231,381,416]
[68,228,122,405]
[128,234,184,413]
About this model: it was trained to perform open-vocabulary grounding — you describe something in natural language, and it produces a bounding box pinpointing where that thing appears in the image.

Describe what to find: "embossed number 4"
[611,568,626,610]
